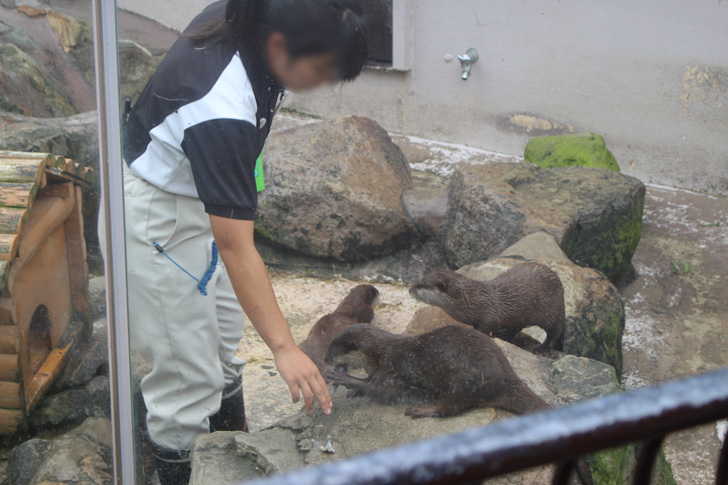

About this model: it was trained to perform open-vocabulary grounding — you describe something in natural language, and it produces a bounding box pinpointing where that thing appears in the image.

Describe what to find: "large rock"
[6,438,50,485]
[444,163,644,282]
[30,375,110,428]
[190,340,674,484]
[0,110,98,166]
[456,232,626,374]
[7,417,113,485]
[46,10,84,53]
[525,133,620,172]
[0,42,76,117]
[191,432,266,484]
[256,115,420,262]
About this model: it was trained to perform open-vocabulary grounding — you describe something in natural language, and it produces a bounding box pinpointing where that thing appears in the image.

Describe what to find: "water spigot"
[457,48,479,80]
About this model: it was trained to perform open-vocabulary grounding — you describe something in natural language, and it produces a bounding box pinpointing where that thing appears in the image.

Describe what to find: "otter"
[298,284,380,375]
[325,324,593,485]
[325,324,549,417]
[409,262,565,354]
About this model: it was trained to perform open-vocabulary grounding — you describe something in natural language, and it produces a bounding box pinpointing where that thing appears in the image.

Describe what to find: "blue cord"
[197,242,218,296]
[152,241,218,296]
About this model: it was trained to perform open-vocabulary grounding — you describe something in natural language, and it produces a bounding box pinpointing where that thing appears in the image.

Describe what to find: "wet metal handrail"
[242,367,728,485]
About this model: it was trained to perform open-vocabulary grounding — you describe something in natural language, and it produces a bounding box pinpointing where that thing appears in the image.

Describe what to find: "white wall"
[120,0,728,195]
[117,0,207,31]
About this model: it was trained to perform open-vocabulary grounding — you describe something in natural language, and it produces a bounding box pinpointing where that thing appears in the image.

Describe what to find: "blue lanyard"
[152,241,218,296]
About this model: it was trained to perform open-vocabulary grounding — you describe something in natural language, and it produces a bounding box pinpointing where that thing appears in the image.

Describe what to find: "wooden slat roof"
[0,151,93,293]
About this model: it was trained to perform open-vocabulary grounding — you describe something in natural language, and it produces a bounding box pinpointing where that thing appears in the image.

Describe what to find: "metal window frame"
[91,1,135,483]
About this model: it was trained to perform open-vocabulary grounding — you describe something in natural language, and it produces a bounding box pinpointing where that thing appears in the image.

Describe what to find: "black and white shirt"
[123,1,286,220]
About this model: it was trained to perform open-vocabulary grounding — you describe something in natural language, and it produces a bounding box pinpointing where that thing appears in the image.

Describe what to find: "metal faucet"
[457,48,479,80]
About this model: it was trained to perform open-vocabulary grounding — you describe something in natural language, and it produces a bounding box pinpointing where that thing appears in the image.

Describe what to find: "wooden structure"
[0,151,93,433]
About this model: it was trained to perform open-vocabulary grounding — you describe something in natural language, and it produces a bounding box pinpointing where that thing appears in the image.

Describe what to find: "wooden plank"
[6,195,75,297]
[24,327,78,411]
[0,299,13,326]
[0,326,16,353]
[0,382,21,409]
[0,234,18,261]
[0,159,45,185]
[0,183,35,209]
[38,181,74,199]
[0,151,51,161]
[66,186,88,315]
[0,408,23,433]
[0,354,18,381]
[0,207,27,235]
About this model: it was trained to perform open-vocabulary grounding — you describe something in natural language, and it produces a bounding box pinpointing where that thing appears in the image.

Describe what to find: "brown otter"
[325,324,593,485]
[325,324,549,417]
[298,284,380,375]
[409,262,565,354]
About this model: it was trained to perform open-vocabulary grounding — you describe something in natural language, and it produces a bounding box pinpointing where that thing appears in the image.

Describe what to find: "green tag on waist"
[255,147,265,192]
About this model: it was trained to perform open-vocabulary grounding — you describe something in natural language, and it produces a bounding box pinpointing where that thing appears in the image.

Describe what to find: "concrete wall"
[117,0,205,32]
[119,0,728,195]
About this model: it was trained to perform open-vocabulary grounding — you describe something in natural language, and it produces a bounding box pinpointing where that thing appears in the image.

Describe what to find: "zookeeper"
[115,0,367,482]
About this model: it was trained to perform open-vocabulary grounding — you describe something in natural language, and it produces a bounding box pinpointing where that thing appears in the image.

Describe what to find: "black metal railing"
[241,367,728,485]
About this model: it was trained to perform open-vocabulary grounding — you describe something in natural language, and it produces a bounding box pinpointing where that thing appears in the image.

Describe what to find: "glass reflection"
[0,0,110,482]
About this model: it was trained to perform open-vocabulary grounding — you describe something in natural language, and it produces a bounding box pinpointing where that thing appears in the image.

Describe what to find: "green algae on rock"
[525,132,621,172]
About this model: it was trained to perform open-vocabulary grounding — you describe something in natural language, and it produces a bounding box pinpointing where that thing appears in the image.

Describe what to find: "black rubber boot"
[209,375,248,432]
[151,441,191,485]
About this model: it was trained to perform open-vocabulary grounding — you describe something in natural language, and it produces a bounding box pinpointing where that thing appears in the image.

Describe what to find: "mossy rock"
[590,446,675,485]
[525,133,620,172]
[445,164,645,284]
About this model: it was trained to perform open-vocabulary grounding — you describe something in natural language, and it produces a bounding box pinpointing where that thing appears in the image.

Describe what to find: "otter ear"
[346,341,359,352]
[437,281,447,292]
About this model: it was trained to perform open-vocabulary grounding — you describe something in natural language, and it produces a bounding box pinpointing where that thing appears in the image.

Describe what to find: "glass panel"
[0,0,111,482]
[116,2,727,485]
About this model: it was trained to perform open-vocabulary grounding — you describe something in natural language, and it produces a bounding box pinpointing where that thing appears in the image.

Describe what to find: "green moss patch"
[525,133,620,172]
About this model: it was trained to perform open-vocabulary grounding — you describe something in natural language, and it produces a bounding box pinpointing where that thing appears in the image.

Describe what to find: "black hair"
[186,0,368,82]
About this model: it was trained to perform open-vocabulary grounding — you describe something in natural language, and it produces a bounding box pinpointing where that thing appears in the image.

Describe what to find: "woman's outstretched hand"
[274,344,333,415]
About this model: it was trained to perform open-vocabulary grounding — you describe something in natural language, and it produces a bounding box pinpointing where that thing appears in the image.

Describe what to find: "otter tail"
[498,384,594,485]
[496,380,551,415]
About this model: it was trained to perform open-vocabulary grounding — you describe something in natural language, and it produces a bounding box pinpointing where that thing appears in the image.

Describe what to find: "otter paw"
[346,389,364,398]
[326,369,356,388]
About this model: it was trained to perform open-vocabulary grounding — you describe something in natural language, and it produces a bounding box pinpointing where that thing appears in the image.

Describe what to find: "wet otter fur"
[325,324,549,417]
[325,324,593,485]
[298,284,380,375]
[409,262,565,354]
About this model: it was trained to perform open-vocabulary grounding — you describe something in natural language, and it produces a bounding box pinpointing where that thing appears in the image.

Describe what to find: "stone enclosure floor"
[240,114,728,485]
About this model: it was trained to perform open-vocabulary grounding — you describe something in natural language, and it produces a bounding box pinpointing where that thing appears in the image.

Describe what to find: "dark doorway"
[28,305,52,374]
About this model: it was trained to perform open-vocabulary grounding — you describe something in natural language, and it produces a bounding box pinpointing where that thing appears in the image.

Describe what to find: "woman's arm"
[209,214,332,415]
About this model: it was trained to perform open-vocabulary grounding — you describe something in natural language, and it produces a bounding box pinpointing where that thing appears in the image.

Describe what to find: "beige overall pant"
[102,165,246,451]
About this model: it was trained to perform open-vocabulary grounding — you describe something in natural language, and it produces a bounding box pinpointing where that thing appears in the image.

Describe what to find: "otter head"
[334,285,380,323]
[409,270,470,312]
[324,324,386,375]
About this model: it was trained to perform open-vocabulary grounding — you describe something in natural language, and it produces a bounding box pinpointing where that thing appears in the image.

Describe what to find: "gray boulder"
[27,417,113,485]
[0,110,98,167]
[456,232,626,374]
[190,432,267,484]
[31,375,110,428]
[6,438,50,485]
[444,163,645,282]
[0,42,75,117]
[256,115,420,262]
